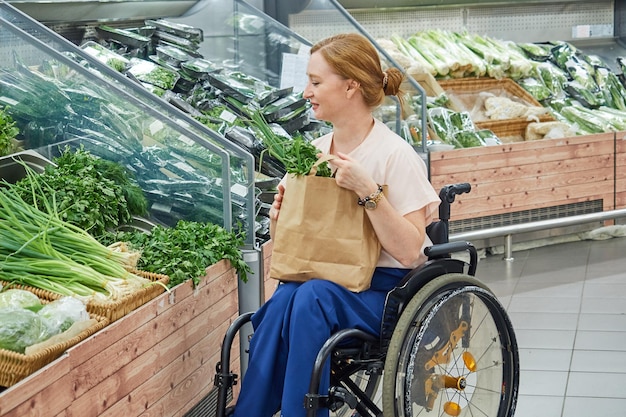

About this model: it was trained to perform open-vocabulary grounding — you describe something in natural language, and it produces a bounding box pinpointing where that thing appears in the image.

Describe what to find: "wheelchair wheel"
[382,273,518,417]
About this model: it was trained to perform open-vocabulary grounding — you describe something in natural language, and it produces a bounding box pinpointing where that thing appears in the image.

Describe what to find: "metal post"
[237,248,264,378]
[503,234,514,262]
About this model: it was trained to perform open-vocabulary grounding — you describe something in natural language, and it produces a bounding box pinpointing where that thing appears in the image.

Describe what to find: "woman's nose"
[303,85,312,99]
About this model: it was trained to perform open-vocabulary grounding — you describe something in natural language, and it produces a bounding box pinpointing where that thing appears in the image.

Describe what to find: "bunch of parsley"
[101,220,251,288]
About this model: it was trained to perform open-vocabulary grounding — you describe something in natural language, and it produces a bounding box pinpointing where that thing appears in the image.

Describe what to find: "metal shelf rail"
[450,208,626,261]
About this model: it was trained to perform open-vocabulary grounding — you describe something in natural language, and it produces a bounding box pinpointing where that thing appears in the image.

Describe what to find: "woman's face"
[303,51,352,123]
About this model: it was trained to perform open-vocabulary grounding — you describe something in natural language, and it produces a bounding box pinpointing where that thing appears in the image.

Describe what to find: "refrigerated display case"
[0,1,256,246]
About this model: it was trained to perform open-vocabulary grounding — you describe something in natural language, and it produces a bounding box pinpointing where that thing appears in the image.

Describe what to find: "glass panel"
[170,0,429,152]
[0,3,256,245]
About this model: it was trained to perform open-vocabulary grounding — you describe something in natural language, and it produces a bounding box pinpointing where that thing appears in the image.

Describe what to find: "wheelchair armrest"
[424,241,477,276]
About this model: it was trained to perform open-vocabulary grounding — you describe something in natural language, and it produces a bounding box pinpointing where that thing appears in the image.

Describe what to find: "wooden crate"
[0,259,240,417]
[617,131,626,209]
[429,132,616,221]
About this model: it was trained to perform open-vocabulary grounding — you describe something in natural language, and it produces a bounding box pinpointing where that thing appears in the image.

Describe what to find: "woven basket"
[86,270,169,322]
[437,77,554,140]
[1,269,169,323]
[0,313,108,387]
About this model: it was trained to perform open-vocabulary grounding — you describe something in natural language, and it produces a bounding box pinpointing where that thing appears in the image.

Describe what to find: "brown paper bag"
[269,157,382,292]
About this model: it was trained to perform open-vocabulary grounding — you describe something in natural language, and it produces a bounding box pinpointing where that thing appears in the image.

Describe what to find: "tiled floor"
[476,235,626,417]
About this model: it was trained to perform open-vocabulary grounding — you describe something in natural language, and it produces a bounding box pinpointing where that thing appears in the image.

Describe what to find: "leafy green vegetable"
[38,297,90,334]
[0,177,152,301]
[0,308,47,353]
[0,289,41,310]
[13,146,146,237]
[0,105,19,157]
[250,111,331,177]
[100,220,250,287]
[454,131,484,148]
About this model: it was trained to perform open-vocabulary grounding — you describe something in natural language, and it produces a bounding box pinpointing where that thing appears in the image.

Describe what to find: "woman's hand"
[269,184,285,222]
[269,184,285,239]
[331,152,378,198]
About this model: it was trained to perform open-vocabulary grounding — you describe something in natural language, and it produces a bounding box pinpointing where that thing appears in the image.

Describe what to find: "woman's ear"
[346,79,360,97]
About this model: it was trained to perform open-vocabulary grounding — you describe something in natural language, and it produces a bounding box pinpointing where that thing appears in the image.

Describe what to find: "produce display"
[381,30,626,145]
[0,54,244,230]
[80,18,324,178]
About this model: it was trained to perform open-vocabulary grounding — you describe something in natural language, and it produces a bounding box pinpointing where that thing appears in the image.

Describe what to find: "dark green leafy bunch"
[100,220,251,288]
[250,110,331,177]
[13,146,147,237]
[0,106,19,157]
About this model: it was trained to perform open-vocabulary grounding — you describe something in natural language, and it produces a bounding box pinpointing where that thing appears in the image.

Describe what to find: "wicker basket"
[437,77,555,141]
[86,270,169,322]
[1,269,169,323]
[0,314,108,387]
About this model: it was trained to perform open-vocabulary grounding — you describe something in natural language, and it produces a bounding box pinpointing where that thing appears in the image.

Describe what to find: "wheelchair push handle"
[438,182,471,222]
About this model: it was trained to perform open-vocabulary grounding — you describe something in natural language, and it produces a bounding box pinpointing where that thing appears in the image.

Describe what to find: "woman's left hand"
[331,152,379,198]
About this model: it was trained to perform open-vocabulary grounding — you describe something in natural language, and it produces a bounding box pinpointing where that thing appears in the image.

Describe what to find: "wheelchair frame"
[214,183,519,417]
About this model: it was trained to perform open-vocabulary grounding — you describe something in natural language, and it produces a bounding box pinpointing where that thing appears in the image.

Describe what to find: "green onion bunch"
[0,166,151,301]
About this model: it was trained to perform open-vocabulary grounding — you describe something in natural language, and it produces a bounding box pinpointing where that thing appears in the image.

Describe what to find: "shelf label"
[572,24,613,39]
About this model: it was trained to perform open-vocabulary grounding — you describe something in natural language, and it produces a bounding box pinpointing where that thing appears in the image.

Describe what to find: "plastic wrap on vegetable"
[38,297,90,335]
[594,66,626,111]
[428,107,457,144]
[518,76,552,102]
[0,308,48,353]
[207,71,278,106]
[454,131,484,148]
[559,105,611,134]
[262,93,308,123]
[145,19,203,43]
[593,106,626,131]
[565,80,604,109]
[518,42,552,62]
[535,62,568,96]
[128,58,179,90]
[0,289,41,310]
[81,41,130,72]
[550,42,578,71]
[449,111,476,133]
[476,129,502,146]
[561,57,604,108]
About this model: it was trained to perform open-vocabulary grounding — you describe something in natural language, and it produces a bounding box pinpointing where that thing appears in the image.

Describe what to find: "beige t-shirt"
[309,119,441,269]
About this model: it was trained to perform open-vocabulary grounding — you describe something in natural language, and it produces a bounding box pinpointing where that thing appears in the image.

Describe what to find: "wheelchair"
[214,183,519,417]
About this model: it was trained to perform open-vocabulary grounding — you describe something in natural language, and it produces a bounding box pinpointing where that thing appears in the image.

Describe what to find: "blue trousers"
[232,267,408,417]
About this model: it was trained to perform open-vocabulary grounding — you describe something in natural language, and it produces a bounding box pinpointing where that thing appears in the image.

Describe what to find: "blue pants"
[232,267,408,417]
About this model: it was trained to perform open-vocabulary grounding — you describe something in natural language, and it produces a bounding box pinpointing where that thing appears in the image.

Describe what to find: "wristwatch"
[358,184,384,210]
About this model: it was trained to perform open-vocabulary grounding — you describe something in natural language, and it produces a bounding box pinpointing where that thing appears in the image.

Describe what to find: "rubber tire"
[382,273,519,417]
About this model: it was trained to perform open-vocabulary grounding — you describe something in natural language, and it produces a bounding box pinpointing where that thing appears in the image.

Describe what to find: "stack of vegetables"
[384,30,626,138]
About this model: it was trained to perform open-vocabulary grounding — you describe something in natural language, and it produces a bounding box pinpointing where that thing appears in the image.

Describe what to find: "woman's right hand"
[269,184,285,240]
[269,184,285,222]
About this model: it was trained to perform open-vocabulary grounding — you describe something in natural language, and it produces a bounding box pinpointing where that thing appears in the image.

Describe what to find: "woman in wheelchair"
[227,33,442,417]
